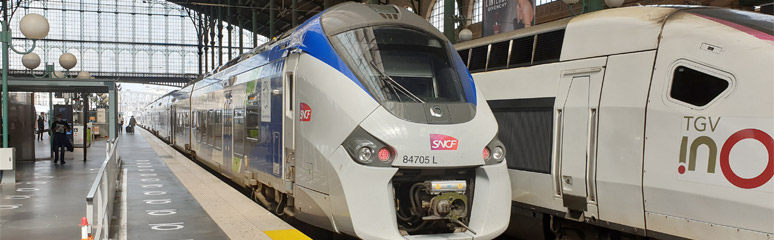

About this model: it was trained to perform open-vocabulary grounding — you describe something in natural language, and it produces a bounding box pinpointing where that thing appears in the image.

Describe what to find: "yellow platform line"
[263,229,312,240]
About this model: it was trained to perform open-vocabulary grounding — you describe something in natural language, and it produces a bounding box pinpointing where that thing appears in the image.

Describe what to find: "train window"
[509,36,534,67]
[533,29,565,64]
[215,110,222,149]
[246,105,260,140]
[468,45,488,72]
[233,109,245,156]
[288,73,294,111]
[487,40,510,70]
[669,65,730,107]
[198,111,204,143]
[207,110,214,145]
[331,26,472,104]
[488,97,555,173]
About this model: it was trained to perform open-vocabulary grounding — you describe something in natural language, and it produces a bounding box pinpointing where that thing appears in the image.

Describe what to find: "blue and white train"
[140,3,511,239]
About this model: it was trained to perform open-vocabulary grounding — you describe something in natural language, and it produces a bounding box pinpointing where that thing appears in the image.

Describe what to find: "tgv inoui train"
[455,6,774,240]
[140,3,510,239]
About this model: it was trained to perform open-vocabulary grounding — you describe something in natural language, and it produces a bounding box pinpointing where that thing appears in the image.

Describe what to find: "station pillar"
[443,0,456,43]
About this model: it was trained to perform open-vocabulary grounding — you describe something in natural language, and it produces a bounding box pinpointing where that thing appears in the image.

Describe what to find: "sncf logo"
[430,134,458,150]
[300,103,311,122]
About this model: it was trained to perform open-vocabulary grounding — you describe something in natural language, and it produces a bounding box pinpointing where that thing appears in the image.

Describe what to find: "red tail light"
[378,147,391,162]
[483,147,490,160]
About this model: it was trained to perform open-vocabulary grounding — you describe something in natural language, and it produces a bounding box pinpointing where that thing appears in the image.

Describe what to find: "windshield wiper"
[367,61,425,104]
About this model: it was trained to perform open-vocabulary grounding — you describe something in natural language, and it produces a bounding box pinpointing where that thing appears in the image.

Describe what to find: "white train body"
[140,3,510,239]
[455,6,773,239]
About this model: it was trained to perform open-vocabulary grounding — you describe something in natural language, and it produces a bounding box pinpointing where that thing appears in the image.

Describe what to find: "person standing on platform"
[118,115,124,134]
[36,112,46,141]
[50,114,71,164]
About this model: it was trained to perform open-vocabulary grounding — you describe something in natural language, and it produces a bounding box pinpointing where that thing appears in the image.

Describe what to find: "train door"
[593,51,656,233]
[223,91,233,174]
[283,53,300,191]
[170,104,176,143]
[555,67,604,220]
[207,110,213,146]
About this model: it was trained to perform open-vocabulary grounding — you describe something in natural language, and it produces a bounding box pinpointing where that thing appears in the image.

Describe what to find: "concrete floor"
[0,139,107,240]
[1,129,311,240]
[33,133,51,160]
[120,129,229,240]
[0,132,231,240]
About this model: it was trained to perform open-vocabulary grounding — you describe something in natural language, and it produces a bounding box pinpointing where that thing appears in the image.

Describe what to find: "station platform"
[1,128,308,240]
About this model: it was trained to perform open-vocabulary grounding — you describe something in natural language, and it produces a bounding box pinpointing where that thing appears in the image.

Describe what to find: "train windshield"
[332,26,470,104]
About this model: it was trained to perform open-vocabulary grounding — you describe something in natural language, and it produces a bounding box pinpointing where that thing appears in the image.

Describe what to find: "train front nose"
[329,147,511,239]
[329,108,510,239]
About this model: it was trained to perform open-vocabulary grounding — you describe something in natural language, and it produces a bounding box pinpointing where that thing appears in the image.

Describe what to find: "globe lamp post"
[1,10,49,148]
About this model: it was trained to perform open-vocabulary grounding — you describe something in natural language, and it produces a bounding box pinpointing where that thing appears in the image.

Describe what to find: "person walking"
[128,116,136,134]
[50,114,71,164]
[36,112,45,141]
[118,116,124,134]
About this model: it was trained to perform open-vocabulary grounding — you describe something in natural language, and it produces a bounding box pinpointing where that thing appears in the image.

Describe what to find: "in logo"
[430,134,458,150]
[300,103,312,122]
[678,116,774,189]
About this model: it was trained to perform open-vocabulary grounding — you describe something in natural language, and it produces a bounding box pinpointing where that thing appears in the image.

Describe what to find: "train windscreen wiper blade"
[367,61,425,104]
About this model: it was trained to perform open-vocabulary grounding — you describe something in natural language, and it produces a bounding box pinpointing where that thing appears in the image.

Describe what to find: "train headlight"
[492,146,504,161]
[343,126,395,167]
[358,147,374,163]
[484,136,506,165]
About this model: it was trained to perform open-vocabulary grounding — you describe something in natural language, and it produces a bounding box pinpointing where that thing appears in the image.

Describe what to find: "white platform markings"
[0,204,22,210]
[4,195,32,200]
[143,199,172,204]
[146,209,177,216]
[149,222,184,231]
[143,191,167,196]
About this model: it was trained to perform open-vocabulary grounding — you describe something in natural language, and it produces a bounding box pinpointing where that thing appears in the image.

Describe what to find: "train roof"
[454,6,773,62]
[147,2,448,106]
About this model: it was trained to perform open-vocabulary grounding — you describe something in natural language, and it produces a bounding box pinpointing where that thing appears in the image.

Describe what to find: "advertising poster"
[483,0,535,37]
[97,108,106,123]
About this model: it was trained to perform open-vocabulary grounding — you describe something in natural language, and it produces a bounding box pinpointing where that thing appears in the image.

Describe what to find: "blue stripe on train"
[288,14,367,94]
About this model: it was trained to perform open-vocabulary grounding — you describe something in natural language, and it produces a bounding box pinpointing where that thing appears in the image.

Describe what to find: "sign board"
[73,126,84,145]
[0,148,15,170]
[97,109,106,123]
[483,0,535,37]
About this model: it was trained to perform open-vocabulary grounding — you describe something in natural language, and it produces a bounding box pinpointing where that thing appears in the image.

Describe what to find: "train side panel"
[642,10,774,239]
[593,50,655,233]
[190,82,226,171]
[291,53,381,233]
[171,86,193,153]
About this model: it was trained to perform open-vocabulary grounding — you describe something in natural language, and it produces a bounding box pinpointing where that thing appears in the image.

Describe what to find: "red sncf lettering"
[430,134,459,150]
[299,103,312,122]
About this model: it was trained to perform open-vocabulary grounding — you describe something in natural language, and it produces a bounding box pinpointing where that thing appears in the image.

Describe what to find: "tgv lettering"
[684,116,721,132]
[678,116,774,189]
